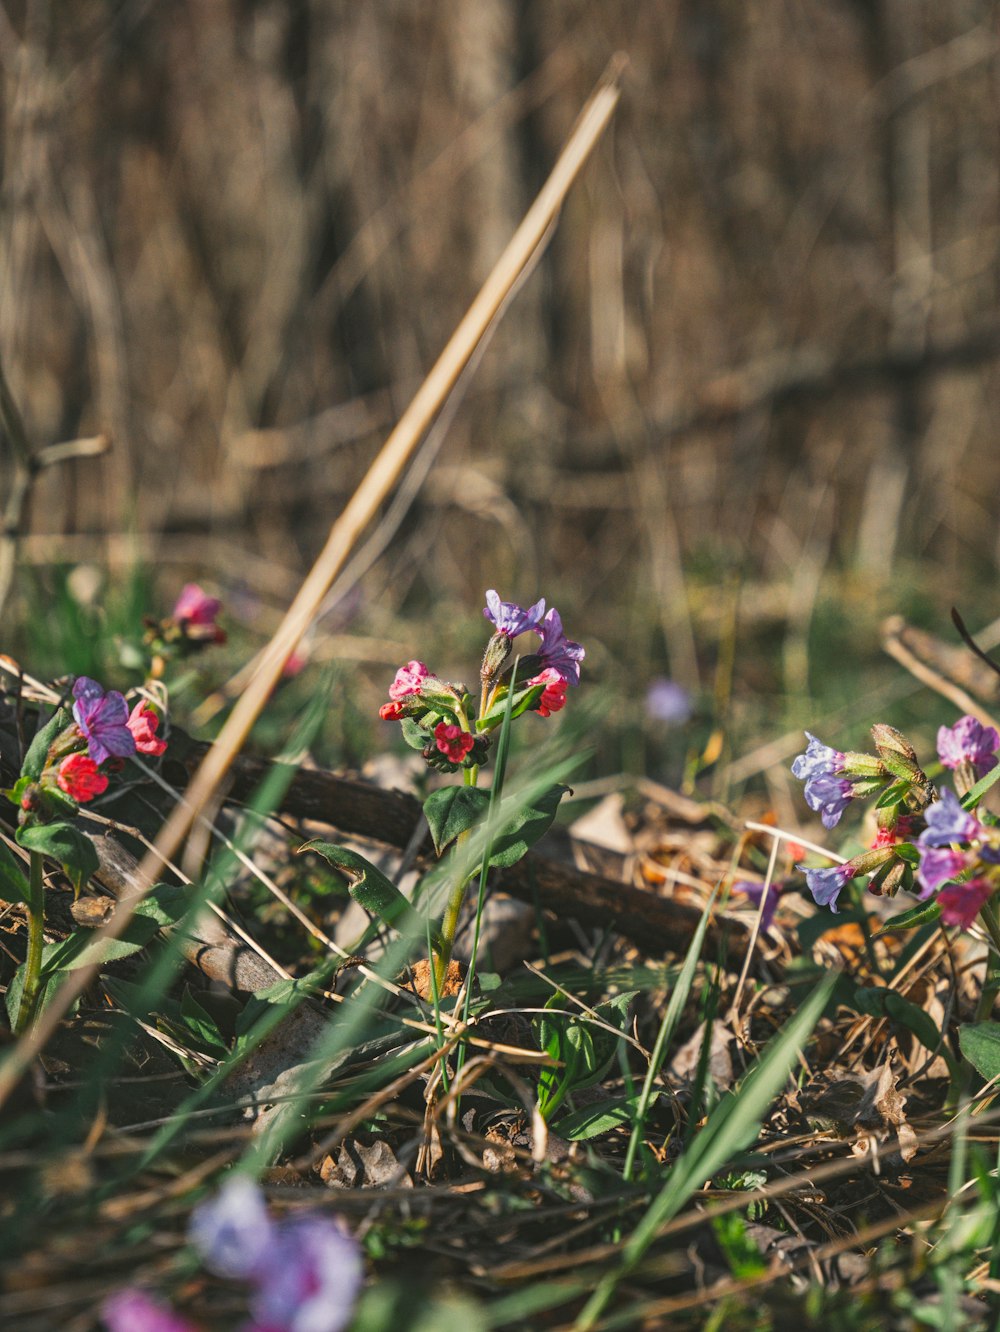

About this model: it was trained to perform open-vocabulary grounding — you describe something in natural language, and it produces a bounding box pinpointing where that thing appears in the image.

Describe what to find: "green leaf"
[179,986,229,1056]
[872,897,942,936]
[555,1093,658,1141]
[485,784,569,869]
[299,841,440,945]
[0,841,30,906]
[874,780,909,810]
[423,787,489,856]
[5,962,80,1028]
[959,1021,1000,1082]
[400,718,432,752]
[21,710,70,781]
[16,821,99,889]
[476,681,545,730]
[964,763,1000,809]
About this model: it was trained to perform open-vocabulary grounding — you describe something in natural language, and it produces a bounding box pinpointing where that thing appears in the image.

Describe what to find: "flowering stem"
[15,852,46,1035]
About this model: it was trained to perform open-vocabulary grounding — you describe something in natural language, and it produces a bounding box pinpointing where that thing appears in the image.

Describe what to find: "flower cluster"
[102,1177,363,1332]
[791,715,1000,930]
[141,583,226,676]
[377,591,585,774]
[10,677,168,820]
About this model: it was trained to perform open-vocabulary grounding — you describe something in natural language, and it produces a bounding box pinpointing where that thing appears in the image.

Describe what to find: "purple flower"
[918,788,979,848]
[252,1216,363,1332]
[791,733,853,829]
[534,608,585,687]
[645,679,692,725]
[916,846,969,898]
[189,1174,273,1280]
[798,862,852,912]
[791,732,845,783]
[937,715,1000,777]
[735,879,779,931]
[72,677,137,766]
[102,1289,197,1332]
[483,590,546,638]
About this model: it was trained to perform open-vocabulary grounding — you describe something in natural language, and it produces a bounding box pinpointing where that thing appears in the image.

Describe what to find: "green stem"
[15,851,45,1035]
[433,766,478,992]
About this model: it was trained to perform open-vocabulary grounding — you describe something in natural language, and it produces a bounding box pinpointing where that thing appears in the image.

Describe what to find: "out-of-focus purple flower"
[937,878,994,930]
[102,1289,197,1332]
[791,733,853,829]
[937,716,1000,777]
[534,608,585,687]
[798,862,852,912]
[916,846,969,898]
[251,1216,363,1332]
[918,789,979,848]
[388,660,429,700]
[734,879,779,931]
[72,677,136,766]
[189,1175,273,1280]
[645,679,692,725]
[483,590,546,638]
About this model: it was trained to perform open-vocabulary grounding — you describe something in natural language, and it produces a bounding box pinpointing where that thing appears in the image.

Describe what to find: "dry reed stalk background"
[0,54,624,1107]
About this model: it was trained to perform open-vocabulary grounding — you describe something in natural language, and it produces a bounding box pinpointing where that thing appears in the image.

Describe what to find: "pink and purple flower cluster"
[792,714,1000,930]
[377,592,585,774]
[103,1177,363,1332]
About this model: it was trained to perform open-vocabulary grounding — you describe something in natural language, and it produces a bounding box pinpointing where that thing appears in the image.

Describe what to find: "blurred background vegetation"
[3,0,1000,808]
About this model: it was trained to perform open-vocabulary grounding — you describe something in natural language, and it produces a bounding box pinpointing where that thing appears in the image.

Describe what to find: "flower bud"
[841,844,897,878]
[867,858,909,898]
[839,751,886,779]
[481,632,513,683]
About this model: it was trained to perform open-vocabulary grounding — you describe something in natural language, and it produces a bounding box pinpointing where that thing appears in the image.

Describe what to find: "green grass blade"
[623,886,718,1180]
[575,972,835,1329]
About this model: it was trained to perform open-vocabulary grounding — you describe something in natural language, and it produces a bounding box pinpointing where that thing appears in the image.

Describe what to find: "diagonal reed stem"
[0,56,626,1109]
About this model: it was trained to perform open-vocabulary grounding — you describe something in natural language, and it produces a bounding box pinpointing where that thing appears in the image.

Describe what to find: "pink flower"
[379,700,407,721]
[529,668,568,718]
[127,701,168,756]
[173,583,225,644]
[56,753,109,802]
[937,878,994,930]
[434,722,474,763]
[389,660,429,700]
[102,1288,197,1332]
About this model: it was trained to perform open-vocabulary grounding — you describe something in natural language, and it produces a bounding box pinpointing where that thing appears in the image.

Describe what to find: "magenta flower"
[72,677,137,766]
[937,878,994,930]
[534,608,585,686]
[57,753,109,802]
[483,590,546,638]
[528,668,568,718]
[798,862,852,912]
[174,583,226,644]
[918,789,979,848]
[102,1289,197,1332]
[937,715,1000,777]
[128,701,168,756]
[388,660,430,700]
[251,1217,363,1332]
[434,722,474,763]
[791,733,853,829]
